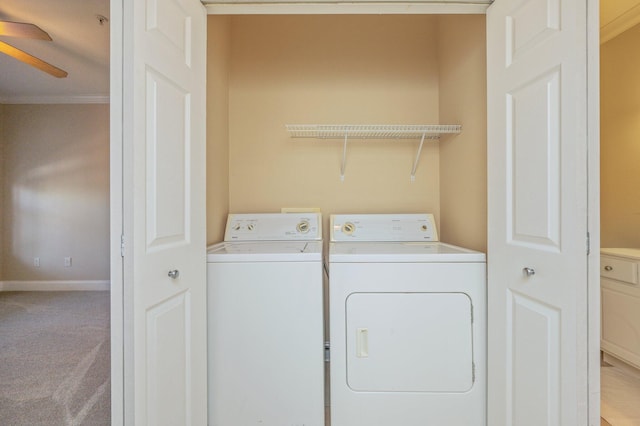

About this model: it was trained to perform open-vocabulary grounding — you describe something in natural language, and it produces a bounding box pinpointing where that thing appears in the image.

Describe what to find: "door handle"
[356,328,369,358]
[523,267,536,277]
[604,265,613,271]
[168,269,180,279]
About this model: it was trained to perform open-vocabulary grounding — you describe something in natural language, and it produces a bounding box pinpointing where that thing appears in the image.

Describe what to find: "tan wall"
[1,104,110,281]
[206,15,487,247]
[601,24,640,248]
[207,16,232,244]
[436,15,487,252]
[226,15,442,237]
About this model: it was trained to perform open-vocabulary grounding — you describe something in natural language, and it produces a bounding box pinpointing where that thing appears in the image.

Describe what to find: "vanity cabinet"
[601,248,640,369]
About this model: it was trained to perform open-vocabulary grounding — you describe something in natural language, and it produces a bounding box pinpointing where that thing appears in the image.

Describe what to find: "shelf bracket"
[410,132,427,182]
[340,132,348,181]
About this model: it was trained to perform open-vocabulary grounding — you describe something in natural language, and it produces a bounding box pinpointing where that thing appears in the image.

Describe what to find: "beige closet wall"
[206,15,488,248]
[601,23,640,248]
[227,15,441,236]
[437,15,487,252]
[207,16,232,244]
[1,104,110,281]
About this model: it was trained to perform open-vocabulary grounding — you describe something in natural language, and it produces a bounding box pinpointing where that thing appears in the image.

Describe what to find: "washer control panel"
[330,214,438,242]
[224,213,322,241]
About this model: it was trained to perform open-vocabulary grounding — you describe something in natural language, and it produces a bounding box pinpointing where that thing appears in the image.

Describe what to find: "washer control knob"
[247,223,255,231]
[421,224,428,231]
[296,220,310,233]
[342,222,356,235]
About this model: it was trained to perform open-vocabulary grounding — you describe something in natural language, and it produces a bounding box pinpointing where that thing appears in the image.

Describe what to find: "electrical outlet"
[34,257,40,267]
[64,257,72,267]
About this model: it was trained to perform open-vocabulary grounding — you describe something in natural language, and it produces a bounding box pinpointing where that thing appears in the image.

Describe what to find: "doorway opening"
[599,3,640,424]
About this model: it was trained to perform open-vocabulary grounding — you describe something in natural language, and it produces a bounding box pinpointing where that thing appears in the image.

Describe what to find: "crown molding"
[601,3,640,44]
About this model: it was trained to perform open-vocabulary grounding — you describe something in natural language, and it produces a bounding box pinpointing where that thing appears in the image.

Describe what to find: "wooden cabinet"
[601,248,640,369]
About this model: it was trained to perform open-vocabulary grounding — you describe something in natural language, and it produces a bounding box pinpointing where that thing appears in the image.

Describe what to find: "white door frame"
[587,0,601,421]
[110,0,126,423]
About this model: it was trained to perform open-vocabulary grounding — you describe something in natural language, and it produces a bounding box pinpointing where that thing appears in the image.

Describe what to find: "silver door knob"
[523,267,536,276]
[168,269,180,279]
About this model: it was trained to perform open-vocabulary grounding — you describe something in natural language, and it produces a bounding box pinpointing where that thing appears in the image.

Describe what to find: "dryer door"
[346,292,474,392]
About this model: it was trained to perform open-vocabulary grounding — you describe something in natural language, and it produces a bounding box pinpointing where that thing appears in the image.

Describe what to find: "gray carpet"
[0,291,110,425]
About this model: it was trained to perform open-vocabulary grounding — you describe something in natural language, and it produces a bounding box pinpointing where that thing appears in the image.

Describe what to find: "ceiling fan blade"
[0,40,67,78]
[0,21,52,40]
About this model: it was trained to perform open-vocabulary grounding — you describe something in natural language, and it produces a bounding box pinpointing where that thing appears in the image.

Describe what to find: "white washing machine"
[328,214,486,426]
[207,213,325,426]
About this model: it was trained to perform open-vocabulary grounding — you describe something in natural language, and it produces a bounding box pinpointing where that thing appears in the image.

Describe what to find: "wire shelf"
[285,124,462,182]
[285,124,461,139]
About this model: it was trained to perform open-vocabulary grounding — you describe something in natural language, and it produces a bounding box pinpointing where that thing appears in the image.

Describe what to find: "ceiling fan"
[0,20,67,78]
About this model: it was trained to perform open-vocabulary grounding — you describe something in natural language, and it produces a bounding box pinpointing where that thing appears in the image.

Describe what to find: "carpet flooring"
[0,291,110,425]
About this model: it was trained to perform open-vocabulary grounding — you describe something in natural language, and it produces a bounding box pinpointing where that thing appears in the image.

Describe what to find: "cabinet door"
[487,0,594,424]
[601,255,640,368]
[601,282,640,368]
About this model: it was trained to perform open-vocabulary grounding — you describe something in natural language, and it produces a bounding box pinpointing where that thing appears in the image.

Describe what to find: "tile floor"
[325,353,640,426]
[601,355,640,426]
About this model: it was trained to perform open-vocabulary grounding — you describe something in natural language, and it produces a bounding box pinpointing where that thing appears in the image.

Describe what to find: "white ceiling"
[0,0,110,103]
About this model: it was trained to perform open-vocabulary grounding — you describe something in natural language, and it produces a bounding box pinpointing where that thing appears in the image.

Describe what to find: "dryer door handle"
[356,328,369,358]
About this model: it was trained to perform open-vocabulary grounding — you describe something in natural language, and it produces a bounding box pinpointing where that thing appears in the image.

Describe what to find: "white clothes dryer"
[207,213,325,426]
[328,214,486,426]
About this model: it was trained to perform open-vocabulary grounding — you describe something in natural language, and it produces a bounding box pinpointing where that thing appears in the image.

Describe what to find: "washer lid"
[329,242,485,263]
[207,240,322,262]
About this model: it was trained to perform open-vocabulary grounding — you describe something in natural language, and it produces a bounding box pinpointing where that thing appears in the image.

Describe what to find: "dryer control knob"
[342,222,356,235]
[296,220,310,233]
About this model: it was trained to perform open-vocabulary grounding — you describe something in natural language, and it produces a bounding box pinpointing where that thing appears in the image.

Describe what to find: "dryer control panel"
[330,214,438,242]
[224,213,322,241]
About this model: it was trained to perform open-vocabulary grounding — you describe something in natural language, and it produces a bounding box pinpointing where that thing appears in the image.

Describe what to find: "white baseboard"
[603,352,640,380]
[0,280,110,291]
